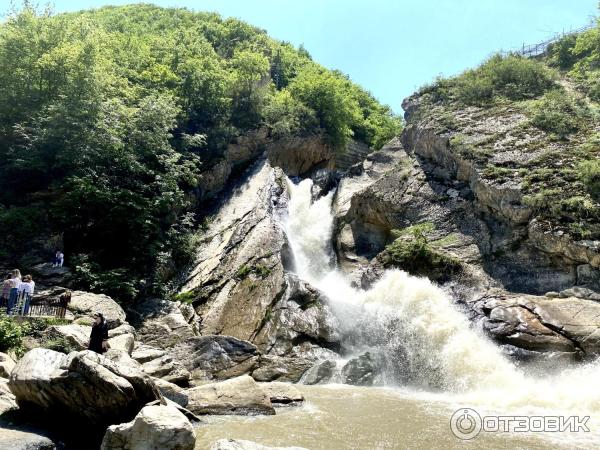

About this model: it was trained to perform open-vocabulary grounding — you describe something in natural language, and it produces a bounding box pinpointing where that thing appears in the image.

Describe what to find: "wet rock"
[251,355,314,382]
[210,439,307,450]
[0,353,16,378]
[341,352,384,386]
[186,375,275,416]
[472,292,600,356]
[259,382,304,405]
[9,349,161,427]
[101,404,195,450]
[300,360,339,385]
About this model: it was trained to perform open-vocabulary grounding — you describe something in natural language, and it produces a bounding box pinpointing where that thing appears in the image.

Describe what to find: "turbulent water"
[287,179,600,440]
[200,178,600,449]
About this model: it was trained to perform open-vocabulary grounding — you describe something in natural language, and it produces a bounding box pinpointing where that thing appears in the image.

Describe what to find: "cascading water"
[284,177,600,415]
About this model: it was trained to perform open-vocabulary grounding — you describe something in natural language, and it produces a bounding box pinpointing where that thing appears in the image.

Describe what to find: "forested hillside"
[0,4,401,301]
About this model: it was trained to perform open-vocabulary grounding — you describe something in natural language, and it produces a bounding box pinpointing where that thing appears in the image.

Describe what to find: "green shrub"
[547,34,578,69]
[0,315,28,354]
[529,90,589,138]
[42,336,80,354]
[579,159,600,200]
[454,54,555,105]
[385,223,461,280]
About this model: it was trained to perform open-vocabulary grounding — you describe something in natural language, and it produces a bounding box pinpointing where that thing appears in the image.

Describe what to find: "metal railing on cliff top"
[499,20,597,58]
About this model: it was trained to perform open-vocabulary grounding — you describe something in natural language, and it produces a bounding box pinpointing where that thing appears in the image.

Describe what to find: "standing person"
[18,275,35,316]
[58,290,72,319]
[58,251,65,268]
[7,269,21,314]
[1,275,11,308]
[53,250,60,267]
[88,312,109,354]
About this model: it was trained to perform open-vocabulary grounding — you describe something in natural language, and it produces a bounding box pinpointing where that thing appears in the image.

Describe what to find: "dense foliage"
[0,3,401,301]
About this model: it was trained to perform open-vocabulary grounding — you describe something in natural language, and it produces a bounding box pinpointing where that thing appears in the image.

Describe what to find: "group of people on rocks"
[1,269,35,315]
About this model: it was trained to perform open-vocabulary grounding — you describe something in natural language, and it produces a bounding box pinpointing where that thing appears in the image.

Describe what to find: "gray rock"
[132,344,167,363]
[134,298,198,349]
[68,291,126,329]
[141,355,191,386]
[0,427,57,450]
[0,353,16,378]
[341,352,384,386]
[153,378,189,407]
[258,382,304,405]
[101,404,195,450]
[251,355,314,382]
[170,335,259,384]
[186,375,275,416]
[300,360,339,385]
[9,349,161,427]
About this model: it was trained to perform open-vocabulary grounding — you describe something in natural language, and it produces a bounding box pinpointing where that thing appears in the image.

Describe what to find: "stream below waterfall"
[198,178,600,449]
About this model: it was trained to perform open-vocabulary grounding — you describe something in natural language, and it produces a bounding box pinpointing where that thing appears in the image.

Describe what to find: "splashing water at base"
[283,177,600,415]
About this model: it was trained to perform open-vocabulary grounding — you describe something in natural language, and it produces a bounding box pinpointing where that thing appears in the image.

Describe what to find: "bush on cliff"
[384,223,461,281]
[454,54,556,105]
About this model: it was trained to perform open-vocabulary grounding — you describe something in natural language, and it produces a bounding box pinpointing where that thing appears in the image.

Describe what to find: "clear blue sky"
[45,1,600,113]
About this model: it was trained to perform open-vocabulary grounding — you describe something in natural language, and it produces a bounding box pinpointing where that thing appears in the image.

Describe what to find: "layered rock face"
[173,160,339,380]
[331,93,600,360]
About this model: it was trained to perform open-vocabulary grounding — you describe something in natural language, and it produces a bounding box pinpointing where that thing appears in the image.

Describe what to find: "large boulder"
[186,375,275,416]
[68,291,126,329]
[340,352,385,386]
[210,439,307,450]
[101,404,195,450]
[170,335,259,383]
[140,354,191,386]
[8,349,161,427]
[472,292,600,357]
[134,298,198,349]
[258,382,304,405]
[0,427,57,450]
[0,353,16,378]
[251,355,314,383]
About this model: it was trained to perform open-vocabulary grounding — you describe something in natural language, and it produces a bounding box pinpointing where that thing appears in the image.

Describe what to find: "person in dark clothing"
[88,312,109,354]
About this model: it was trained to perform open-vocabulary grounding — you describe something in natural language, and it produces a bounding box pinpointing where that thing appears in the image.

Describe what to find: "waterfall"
[284,177,600,414]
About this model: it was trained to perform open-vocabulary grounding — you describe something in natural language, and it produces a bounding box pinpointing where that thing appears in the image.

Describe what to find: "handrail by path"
[499,20,596,58]
[1,291,67,318]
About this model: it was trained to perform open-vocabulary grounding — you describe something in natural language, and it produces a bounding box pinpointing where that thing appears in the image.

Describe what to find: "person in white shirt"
[58,251,64,267]
[18,275,35,295]
[7,269,21,314]
[18,274,34,315]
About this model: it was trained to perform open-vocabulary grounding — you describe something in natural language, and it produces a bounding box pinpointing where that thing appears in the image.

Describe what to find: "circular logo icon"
[450,408,482,440]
